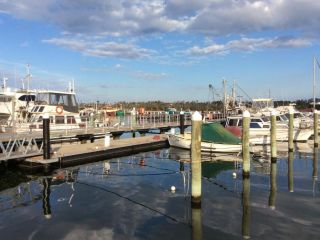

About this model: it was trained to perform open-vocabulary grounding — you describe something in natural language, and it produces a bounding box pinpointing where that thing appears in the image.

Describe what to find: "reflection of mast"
[288,152,294,193]
[242,176,250,239]
[269,158,277,209]
[42,178,52,219]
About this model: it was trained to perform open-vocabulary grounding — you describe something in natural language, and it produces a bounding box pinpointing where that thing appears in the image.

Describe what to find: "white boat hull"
[167,133,242,153]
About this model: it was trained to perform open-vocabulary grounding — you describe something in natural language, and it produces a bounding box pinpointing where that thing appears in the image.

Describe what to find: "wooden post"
[191,111,202,208]
[242,176,250,239]
[242,110,250,176]
[314,110,318,147]
[271,110,277,160]
[179,111,185,134]
[43,114,50,160]
[288,108,294,152]
[288,151,294,192]
[269,158,277,209]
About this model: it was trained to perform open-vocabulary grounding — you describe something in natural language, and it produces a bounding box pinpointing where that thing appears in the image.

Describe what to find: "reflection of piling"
[242,176,250,239]
[42,178,52,219]
[313,147,318,180]
[288,108,294,152]
[180,111,185,134]
[288,151,294,192]
[43,114,50,159]
[191,111,202,208]
[314,110,318,147]
[242,111,250,176]
[271,111,277,160]
[191,207,202,240]
[180,161,185,172]
[269,158,277,209]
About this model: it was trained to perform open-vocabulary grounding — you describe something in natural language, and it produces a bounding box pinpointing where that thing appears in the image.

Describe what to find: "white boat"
[167,122,242,153]
[8,84,85,133]
[225,115,313,143]
[0,77,36,126]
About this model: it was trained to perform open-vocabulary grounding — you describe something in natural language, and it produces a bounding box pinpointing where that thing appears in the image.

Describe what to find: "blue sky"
[0,0,319,103]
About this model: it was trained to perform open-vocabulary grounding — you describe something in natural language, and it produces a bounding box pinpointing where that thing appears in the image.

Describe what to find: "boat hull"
[167,133,242,153]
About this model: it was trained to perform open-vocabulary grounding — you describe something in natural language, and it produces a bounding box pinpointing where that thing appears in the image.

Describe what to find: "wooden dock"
[20,134,168,171]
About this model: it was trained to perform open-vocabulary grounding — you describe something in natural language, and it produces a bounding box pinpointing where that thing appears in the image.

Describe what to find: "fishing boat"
[167,122,242,153]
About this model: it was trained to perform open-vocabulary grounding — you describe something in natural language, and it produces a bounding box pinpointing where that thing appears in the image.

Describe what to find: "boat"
[225,115,313,143]
[167,122,242,153]
[0,77,36,126]
[8,83,85,133]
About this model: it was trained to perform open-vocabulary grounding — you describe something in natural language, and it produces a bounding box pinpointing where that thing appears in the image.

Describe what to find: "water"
[0,147,319,239]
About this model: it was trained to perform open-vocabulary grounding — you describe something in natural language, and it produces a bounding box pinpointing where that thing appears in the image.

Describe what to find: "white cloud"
[187,37,312,55]
[43,38,153,59]
[1,0,320,37]
[132,71,168,81]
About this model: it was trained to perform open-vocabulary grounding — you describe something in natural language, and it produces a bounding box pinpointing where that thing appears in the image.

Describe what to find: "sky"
[0,0,319,103]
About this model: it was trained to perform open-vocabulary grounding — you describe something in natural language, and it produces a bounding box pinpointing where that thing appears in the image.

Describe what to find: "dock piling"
[269,158,277,209]
[242,110,250,176]
[288,108,294,152]
[191,111,202,208]
[43,114,50,160]
[180,111,185,134]
[242,176,250,239]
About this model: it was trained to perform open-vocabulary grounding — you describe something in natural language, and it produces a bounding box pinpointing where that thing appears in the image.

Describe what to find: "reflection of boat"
[202,161,234,178]
[167,122,242,153]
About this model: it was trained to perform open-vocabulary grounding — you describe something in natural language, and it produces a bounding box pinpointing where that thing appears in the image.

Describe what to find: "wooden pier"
[19,134,168,171]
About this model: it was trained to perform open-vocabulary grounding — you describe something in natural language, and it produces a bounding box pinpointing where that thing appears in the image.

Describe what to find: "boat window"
[276,116,281,121]
[67,116,76,124]
[294,113,302,118]
[250,122,262,128]
[55,116,65,124]
[228,118,239,126]
[18,95,35,101]
[38,106,45,112]
[251,118,262,123]
[262,117,270,122]
[37,116,43,122]
[34,106,40,112]
[0,96,12,102]
[50,116,54,124]
[238,119,243,127]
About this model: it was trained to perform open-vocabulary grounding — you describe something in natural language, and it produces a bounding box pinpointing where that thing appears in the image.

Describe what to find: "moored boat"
[167,122,242,153]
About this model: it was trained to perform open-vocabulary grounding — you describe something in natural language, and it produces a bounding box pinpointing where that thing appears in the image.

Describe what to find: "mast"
[232,80,236,108]
[223,79,227,117]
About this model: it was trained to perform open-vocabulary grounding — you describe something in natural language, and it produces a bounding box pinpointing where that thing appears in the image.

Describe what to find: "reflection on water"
[0,147,320,239]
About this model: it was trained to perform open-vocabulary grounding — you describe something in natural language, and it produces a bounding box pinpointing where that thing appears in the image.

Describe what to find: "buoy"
[170,186,176,192]
[232,172,237,178]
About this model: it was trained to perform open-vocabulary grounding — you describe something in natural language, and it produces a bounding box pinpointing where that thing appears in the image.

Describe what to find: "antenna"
[25,64,32,92]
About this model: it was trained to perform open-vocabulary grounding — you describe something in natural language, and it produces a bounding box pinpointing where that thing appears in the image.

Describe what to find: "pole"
[313,56,316,110]
[43,114,50,159]
[288,108,294,152]
[314,110,318,147]
[179,111,185,134]
[271,110,277,160]
[242,110,250,176]
[191,111,202,208]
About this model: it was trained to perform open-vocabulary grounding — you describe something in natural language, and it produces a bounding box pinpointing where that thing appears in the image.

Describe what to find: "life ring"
[56,106,64,114]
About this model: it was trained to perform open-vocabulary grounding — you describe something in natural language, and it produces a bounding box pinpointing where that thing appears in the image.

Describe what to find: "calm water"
[0,146,319,240]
